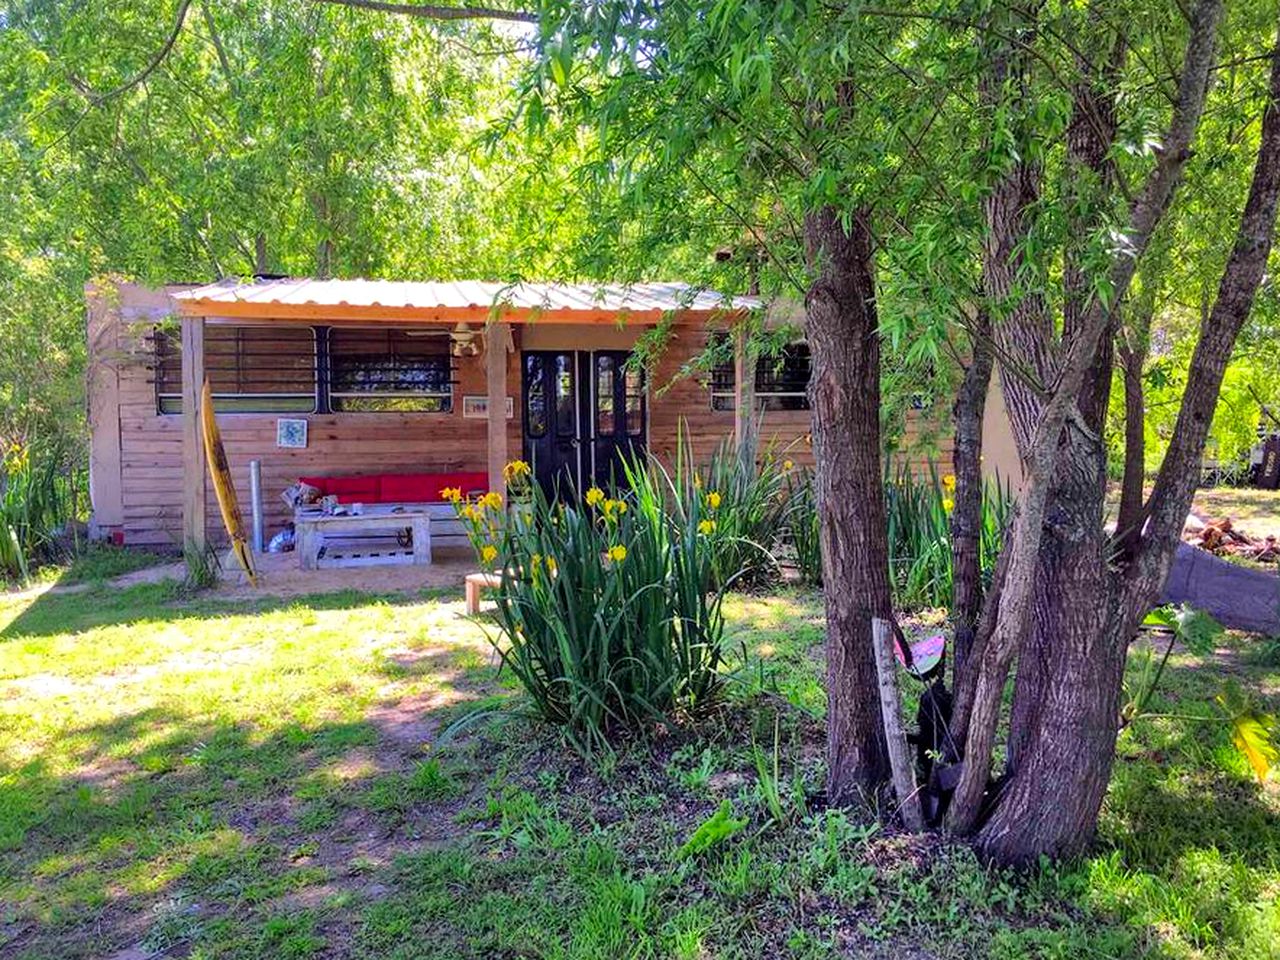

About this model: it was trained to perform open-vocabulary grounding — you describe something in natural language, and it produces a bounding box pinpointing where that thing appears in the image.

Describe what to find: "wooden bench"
[295,505,431,570]
[465,572,503,615]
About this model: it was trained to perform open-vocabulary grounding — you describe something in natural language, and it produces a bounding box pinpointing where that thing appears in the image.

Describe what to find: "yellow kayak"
[200,379,259,586]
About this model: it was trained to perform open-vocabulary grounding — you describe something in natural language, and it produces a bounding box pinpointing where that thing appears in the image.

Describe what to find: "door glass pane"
[624,363,643,436]
[525,354,546,438]
[596,355,615,436]
[555,353,576,436]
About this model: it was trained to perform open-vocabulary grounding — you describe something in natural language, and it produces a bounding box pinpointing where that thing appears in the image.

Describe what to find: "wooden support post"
[871,617,924,832]
[181,316,207,559]
[486,322,510,498]
[733,320,757,473]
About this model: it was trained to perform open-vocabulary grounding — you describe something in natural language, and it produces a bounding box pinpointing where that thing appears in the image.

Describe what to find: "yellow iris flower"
[480,544,498,564]
[698,519,716,535]
[585,487,605,506]
[503,460,531,481]
[607,544,627,563]
[705,491,722,510]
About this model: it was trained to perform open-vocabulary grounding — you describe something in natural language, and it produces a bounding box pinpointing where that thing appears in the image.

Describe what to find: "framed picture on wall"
[462,396,514,420]
[276,418,308,449]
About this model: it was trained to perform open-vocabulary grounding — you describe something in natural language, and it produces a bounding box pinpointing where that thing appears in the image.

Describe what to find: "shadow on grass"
[0,581,463,643]
[0,696,487,959]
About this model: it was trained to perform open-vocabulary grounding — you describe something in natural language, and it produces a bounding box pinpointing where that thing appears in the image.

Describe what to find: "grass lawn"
[1,578,1278,959]
[1191,487,1280,540]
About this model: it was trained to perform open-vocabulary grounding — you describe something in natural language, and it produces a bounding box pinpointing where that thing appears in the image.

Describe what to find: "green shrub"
[782,464,821,586]
[0,439,83,581]
[452,457,737,754]
[783,463,1012,609]
[672,435,787,588]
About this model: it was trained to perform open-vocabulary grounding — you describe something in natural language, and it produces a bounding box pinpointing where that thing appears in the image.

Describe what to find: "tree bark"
[970,6,1279,865]
[949,320,993,680]
[1116,340,1148,550]
[805,205,893,803]
[948,0,1225,845]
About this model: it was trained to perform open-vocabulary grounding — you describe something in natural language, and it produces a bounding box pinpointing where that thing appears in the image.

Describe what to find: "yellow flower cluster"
[942,473,957,492]
[697,519,716,535]
[585,487,627,521]
[481,544,498,564]
[606,544,627,563]
[705,491,722,510]
[503,459,531,482]
[4,442,28,470]
[441,486,463,504]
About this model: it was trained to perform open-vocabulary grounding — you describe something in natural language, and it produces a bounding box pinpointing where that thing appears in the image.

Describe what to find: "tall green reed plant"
[783,463,1012,610]
[0,440,81,580]
[671,431,787,588]
[451,457,737,755]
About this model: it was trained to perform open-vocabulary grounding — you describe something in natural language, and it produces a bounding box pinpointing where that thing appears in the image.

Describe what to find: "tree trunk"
[948,0,1225,844]
[949,321,993,679]
[805,204,893,803]
[1116,341,1148,550]
[971,8,1280,864]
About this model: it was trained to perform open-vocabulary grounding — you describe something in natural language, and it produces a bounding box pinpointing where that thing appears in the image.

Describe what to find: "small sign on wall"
[463,396,514,420]
[276,418,308,448]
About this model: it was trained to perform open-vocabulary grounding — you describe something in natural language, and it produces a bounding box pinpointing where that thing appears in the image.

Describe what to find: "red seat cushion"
[299,471,489,504]
[300,475,380,503]
[379,474,436,503]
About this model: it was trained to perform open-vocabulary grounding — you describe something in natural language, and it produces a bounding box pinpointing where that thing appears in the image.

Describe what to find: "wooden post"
[486,321,510,498]
[733,320,757,473]
[181,315,207,559]
[871,617,924,832]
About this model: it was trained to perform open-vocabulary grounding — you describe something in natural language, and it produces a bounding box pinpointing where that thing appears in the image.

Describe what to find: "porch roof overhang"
[173,278,758,325]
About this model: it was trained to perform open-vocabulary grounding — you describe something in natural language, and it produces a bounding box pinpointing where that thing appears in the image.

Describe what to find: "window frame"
[154,323,319,415]
[324,326,456,415]
[708,336,812,412]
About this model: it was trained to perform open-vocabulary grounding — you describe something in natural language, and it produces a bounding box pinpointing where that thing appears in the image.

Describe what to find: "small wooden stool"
[464,572,503,615]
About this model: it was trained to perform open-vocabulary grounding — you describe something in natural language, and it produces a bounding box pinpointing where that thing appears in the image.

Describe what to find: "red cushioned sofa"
[298,471,489,505]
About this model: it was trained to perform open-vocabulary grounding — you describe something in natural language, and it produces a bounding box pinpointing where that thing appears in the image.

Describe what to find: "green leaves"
[1216,681,1279,784]
[676,799,748,859]
[1143,604,1224,657]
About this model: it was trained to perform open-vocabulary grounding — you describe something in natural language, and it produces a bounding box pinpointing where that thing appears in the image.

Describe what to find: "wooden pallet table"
[295,505,431,570]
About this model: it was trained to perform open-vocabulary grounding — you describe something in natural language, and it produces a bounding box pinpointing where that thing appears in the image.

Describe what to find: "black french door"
[521,350,646,499]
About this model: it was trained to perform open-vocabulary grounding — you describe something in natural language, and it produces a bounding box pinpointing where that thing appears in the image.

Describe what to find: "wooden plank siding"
[94,283,958,551]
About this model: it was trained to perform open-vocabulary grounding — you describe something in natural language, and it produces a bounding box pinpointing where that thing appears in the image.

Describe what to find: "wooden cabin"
[85,277,1019,553]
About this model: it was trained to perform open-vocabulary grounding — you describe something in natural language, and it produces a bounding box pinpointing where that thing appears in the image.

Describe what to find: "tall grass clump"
[782,463,822,585]
[0,440,81,581]
[783,464,1012,609]
[672,433,788,588]
[450,458,739,754]
[885,466,1010,609]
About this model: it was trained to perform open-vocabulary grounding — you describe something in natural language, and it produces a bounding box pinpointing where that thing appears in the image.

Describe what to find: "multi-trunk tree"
[10,0,1279,867]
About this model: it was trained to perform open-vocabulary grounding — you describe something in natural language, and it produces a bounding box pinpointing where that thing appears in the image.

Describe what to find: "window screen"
[709,338,811,411]
[155,325,316,414]
[328,328,454,413]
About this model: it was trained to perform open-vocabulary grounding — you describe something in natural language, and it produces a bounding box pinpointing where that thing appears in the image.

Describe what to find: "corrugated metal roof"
[173,278,757,322]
